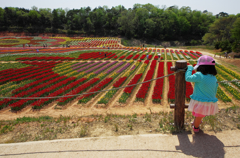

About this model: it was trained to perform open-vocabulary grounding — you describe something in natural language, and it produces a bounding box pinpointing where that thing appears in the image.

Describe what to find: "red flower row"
[140,54,146,60]
[133,54,140,60]
[79,77,113,100]
[77,52,112,60]
[21,61,61,66]
[57,78,100,103]
[0,64,55,84]
[154,56,163,60]
[32,78,87,107]
[0,74,68,107]
[107,53,116,59]
[9,77,76,108]
[12,72,58,94]
[14,75,67,99]
[119,56,126,59]
[152,62,164,102]
[148,55,153,60]
[16,56,75,61]
[136,60,157,100]
[124,74,142,94]
[113,77,127,88]
[167,62,175,101]
[126,55,133,60]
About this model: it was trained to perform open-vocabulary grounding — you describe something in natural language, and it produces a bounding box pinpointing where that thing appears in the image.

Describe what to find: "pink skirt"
[188,99,219,116]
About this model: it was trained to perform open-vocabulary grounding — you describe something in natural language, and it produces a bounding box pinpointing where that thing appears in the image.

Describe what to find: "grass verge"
[0,106,239,144]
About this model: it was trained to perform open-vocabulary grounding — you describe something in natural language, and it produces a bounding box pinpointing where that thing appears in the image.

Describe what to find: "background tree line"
[0,4,239,52]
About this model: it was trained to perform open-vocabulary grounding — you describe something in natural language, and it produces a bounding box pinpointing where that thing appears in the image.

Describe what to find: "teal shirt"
[185,65,218,103]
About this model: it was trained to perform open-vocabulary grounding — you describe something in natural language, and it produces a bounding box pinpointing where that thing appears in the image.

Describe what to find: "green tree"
[231,18,240,40]
[231,18,240,52]
[39,8,52,28]
[52,8,66,30]
[16,10,29,27]
[0,8,5,27]
[28,10,41,26]
[4,7,17,27]
[89,7,106,35]
[117,9,135,38]
[178,16,190,36]
[132,6,150,38]
[144,18,156,38]
[202,15,237,44]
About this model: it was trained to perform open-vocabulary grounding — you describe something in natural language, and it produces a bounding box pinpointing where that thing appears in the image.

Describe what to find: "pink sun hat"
[194,55,215,70]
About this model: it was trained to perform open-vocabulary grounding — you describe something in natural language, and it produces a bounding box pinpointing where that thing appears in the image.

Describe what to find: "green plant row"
[216,63,240,80]
[166,53,172,60]
[216,67,240,90]
[216,75,240,100]
[216,87,232,102]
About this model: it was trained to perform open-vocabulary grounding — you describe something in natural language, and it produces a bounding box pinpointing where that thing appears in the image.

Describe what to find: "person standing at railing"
[158,53,161,62]
[185,55,218,133]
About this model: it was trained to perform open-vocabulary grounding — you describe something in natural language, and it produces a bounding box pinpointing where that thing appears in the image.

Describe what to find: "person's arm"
[185,65,202,82]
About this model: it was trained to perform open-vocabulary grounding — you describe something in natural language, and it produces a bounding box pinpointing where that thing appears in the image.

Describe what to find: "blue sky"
[0,0,239,15]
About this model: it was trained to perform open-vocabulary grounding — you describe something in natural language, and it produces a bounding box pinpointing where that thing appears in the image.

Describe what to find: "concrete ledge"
[0,130,240,158]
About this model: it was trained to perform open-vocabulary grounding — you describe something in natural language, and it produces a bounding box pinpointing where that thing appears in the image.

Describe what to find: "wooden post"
[170,60,187,129]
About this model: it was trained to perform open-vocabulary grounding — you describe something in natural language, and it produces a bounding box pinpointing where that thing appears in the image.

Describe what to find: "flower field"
[0,44,239,114]
[0,37,121,48]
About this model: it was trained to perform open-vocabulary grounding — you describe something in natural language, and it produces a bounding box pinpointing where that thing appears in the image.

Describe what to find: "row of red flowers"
[8,76,76,110]
[133,54,140,60]
[123,60,149,94]
[140,54,146,60]
[57,78,100,105]
[78,77,113,102]
[167,62,175,103]
[0,63,56,84]
[31,78,87,108]
[77,52,112,60]
[16,56,75,61]
[0,74,69,110]
[136,60,157,101]
[152,62,164,103]
[113,77,127,88]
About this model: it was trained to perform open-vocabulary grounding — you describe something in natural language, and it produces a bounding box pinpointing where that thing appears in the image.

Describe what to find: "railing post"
[170,60,187,129]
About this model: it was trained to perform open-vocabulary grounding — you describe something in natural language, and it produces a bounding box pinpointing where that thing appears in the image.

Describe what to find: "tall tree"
[203,15,237,44]
[28,10,41,26]
[231,18,240,52]
[39,8,52,28]
[0,8,5,27]
[117,9,135,38]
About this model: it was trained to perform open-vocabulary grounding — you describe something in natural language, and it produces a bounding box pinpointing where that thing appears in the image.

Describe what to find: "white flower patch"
[178,54,184,60]
[185,55,191,59]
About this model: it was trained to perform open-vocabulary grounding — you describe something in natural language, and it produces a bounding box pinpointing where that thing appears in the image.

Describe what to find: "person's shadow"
[175,130,225,158]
